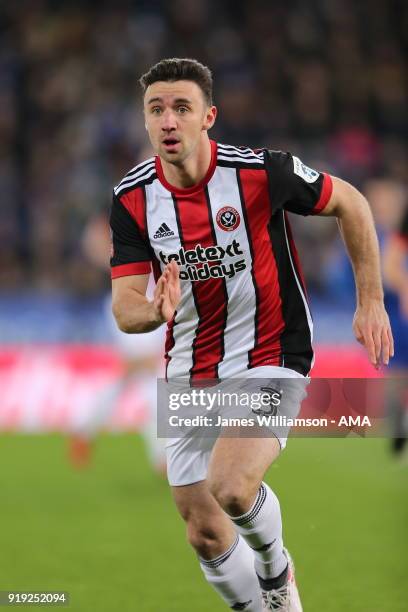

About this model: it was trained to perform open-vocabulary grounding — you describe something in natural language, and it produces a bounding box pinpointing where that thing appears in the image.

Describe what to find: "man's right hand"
[153,261,181,322]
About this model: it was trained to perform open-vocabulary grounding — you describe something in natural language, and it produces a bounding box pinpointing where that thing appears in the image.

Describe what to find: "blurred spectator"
[0,0,406,296]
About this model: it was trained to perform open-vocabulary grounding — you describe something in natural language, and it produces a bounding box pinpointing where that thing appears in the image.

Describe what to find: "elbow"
[112,301,132,333]
[117,320,133,334]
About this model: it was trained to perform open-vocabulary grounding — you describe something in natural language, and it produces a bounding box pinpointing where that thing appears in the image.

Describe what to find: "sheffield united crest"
[216,206,241,232]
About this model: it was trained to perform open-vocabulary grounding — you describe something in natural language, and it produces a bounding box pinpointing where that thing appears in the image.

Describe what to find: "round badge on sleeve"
[216,206,241,232]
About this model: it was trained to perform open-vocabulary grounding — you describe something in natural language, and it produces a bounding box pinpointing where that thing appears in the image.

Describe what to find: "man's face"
[144,80,216,164]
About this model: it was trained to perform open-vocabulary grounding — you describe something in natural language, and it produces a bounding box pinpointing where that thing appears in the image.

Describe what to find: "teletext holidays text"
[159,241,247,281]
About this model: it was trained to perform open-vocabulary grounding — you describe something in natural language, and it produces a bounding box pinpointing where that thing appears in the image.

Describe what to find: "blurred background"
[1,0,407,333]
[1,0,407,421]
[0,1,407,611]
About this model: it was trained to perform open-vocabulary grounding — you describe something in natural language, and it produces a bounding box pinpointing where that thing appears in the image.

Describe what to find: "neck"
[160,136,212,189]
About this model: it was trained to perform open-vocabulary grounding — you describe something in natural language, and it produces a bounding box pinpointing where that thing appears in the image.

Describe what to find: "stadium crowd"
[1,0,407,299]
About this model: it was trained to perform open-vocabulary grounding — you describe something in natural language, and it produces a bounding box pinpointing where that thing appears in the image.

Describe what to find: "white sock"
[230,483,288,584]
[199,535,262,611]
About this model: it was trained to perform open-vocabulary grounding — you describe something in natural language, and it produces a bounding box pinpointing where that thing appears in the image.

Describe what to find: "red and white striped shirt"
[110,140,333,380]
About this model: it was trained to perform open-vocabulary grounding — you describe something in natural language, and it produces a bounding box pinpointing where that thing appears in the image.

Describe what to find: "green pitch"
[0,434,406,611]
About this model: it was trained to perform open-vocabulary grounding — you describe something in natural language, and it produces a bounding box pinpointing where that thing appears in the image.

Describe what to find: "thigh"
[208,435,281,499]
[166,434,215,486]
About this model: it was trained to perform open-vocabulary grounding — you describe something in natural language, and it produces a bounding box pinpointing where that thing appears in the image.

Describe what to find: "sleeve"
[264,150,333,216]
[110,193,152,279]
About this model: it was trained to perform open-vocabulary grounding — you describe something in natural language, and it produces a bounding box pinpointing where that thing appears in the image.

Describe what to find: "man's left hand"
[353,300,394,368]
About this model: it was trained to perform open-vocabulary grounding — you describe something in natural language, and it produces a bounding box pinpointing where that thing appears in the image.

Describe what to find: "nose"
[160,109,178,132]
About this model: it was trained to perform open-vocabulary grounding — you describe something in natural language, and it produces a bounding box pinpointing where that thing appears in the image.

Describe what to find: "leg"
[207,436,280,516]
[172,481,235,559]
[172,481,263,611]
[207,436,289,588]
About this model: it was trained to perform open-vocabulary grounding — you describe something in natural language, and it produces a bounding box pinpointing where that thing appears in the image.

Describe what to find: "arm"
[109,190,181,333]
[112,261,181,333]
[321,176,394,367]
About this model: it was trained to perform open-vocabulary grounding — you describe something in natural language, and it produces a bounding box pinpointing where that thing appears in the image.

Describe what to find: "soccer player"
[110,59,393,611]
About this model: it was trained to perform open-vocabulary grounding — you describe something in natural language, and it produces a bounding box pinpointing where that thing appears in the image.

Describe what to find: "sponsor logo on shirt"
[159,240,247,281]
[292,156,319,183]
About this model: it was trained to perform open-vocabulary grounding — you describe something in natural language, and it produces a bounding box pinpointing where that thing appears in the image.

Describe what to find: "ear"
[202,105,217,131]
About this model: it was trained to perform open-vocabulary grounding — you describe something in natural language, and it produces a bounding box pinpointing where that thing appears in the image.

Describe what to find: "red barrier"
[0,345,146,432]
[312,345,383,378]
[0,344,382,432]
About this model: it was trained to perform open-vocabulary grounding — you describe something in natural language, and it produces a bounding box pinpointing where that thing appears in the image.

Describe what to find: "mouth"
[162,137,181,152]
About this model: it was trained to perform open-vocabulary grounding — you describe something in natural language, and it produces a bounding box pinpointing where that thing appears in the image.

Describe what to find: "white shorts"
[165,366,308,486]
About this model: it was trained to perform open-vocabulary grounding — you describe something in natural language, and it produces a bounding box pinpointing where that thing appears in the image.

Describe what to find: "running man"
[110,58,393,611]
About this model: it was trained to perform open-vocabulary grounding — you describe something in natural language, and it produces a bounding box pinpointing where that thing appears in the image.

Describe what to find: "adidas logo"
[154,222,175,239]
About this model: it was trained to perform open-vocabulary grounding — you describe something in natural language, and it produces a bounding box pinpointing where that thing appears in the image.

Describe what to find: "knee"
[208,477,255,516]
[186,521,222,558]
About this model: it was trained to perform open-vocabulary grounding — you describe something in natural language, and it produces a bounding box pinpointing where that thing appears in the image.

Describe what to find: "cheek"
[146,124,158,142]
[187,119,204,137]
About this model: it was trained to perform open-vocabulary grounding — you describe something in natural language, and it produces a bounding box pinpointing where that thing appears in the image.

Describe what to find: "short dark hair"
[139,58,213,106]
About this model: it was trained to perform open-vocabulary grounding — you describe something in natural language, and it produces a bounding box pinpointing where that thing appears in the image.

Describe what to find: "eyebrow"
[147,96,193,105]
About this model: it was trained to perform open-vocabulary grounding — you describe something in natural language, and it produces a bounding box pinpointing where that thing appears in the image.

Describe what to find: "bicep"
[319,176,357,217]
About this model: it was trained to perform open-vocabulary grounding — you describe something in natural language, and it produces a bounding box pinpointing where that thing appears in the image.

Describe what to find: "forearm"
[334,181,384,306]
[112,288,164,333]
[321,177,393,365]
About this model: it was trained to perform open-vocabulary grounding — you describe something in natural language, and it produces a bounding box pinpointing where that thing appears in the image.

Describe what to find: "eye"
[177,106,189,114]
[151,107,162,115]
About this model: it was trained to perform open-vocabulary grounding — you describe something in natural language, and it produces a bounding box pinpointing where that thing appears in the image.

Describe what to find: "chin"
[161,150,186,164]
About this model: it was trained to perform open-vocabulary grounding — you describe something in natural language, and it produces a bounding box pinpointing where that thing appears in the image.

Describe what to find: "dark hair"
[139,58,213,106]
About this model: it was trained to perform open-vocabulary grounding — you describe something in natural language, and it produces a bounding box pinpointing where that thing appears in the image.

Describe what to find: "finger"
[380,327,390,366]
[154,277,165,299]
[156,294,164,309]
[353,323,365,345]
[166,265,174,284]
[387,327,394,358]
[169,260,179,281]
[167,262,180,291]
[153,278,162,300]
[372,327,382,364]
[153,293,164,317]
[154,277,168,307]
[160,276,168,295]
[363,327,377,367]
